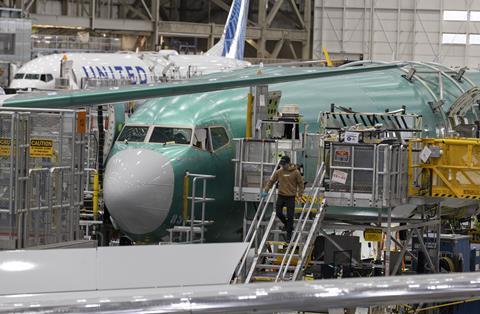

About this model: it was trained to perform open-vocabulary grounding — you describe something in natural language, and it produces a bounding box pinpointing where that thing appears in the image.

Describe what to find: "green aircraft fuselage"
[103,65,480,242]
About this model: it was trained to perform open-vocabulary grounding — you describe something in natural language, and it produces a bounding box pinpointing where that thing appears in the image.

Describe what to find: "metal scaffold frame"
[0,107,90,249]
[8,0,313,60]
[340,61,480,137]
[168,172,215,244]
[232,84,448,283]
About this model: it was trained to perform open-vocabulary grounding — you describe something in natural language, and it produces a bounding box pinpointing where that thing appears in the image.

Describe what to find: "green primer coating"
[3,65,401,108]
[108,65,479,242]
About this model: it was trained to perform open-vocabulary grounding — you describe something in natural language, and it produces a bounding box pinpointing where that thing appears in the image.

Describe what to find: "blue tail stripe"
[222,0,242,57]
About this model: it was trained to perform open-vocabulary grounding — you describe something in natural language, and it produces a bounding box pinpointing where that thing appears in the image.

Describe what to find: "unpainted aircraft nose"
[104,148,174,235]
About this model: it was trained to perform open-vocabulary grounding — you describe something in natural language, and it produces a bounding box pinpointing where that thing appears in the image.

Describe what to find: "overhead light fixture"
[33,24,85,30]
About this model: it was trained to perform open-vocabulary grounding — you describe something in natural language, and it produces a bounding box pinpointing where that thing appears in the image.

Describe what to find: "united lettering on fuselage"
[81,65,148,84]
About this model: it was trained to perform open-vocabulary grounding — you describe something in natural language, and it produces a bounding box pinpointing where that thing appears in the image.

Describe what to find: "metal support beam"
[287,40,298,59]
[90,0,96,29]
[151,0,160,49]
[211,0,257,26]
[271,38,285,58]
[287,0,305,29]
[414,228,437,272]
[391,230,414,275]
[266,0,284,27]
[140,0,153,20]
[24,0,36,14]
[303,0,312,59]
[257,0,267,58]
[390,236,418,261]
[28,0,312,60]
[119,0,149,20]
[246,39,272,58]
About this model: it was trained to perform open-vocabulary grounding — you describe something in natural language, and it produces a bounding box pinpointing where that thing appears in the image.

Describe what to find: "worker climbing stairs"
[236,162,327,283]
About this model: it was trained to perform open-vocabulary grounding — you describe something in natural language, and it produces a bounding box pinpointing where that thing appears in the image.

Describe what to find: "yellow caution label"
[0,138,11,157]
[30,139,53,158]
[364,228,383,242]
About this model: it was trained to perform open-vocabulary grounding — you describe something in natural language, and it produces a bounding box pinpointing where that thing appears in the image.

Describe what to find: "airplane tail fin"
[206,0,249,59]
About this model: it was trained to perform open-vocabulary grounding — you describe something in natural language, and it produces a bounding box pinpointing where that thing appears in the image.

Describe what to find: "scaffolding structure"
[0,107,89,249]
[233,88,446,282]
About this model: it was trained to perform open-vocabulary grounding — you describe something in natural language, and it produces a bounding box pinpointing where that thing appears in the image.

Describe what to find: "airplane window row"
[13,73,54,82]
[117,125,229,151]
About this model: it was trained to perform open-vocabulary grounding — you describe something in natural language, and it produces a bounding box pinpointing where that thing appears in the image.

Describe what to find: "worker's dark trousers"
[276,195,295,238]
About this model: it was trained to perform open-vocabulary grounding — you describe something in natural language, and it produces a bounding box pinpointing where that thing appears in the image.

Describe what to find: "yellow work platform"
[409,138,480,199]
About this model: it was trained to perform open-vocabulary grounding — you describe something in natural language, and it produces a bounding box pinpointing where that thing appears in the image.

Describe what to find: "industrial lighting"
[33,24,84,30]
[0,261,35,272]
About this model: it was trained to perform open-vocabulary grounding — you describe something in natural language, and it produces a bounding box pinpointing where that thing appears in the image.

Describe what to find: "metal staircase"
[233,159,282,283]
[243,162,327,283]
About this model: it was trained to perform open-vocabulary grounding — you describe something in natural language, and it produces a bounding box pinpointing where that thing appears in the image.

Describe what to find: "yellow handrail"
[183,174,190,220]
[246,91,253,138]
[93,173,99,219]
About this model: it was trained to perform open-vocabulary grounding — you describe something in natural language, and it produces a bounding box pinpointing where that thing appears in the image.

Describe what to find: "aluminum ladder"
[244,162,327,283]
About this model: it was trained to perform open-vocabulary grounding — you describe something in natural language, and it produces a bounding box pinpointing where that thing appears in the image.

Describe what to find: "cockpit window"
[117,126,149,142]
[41,74,53,82]
[14,73,24,79]
[210,127,229,150]
[25,74,40,80]
[149,127,192,144]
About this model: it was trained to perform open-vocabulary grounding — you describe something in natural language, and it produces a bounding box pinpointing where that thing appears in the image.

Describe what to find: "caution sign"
[0,138,11,157]
[30,139,53,158]
[364,228,383,242]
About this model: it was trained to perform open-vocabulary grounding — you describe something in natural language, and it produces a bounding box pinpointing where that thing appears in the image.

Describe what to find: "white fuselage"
[10,52,251,91]
[9,53,155,91]
[160,54,250,78]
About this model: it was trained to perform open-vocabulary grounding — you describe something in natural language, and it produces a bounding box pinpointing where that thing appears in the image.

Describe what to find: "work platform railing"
[326,142,408,208]
[233,130,320,202]
[233,100,451,280]
[0,108,88,249]
[168,172,215,243]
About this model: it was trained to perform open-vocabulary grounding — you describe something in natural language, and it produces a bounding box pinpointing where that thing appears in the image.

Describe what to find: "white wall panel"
[314,0,480,68]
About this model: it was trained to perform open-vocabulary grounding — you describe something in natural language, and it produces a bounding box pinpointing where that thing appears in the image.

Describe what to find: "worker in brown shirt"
[263,155,304,241]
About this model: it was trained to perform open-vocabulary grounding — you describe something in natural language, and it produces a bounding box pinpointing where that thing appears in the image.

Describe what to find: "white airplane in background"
[9,53,155,90]
[9,0,250,91]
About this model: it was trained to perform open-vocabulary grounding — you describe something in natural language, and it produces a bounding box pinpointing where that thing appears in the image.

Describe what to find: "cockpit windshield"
[149,127,192,144]
[117,126,149,142]
[14,73,53,81]
[25,74,40,80]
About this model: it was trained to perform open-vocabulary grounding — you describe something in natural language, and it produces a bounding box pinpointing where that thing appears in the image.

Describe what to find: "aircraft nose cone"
[104,149,174,235]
